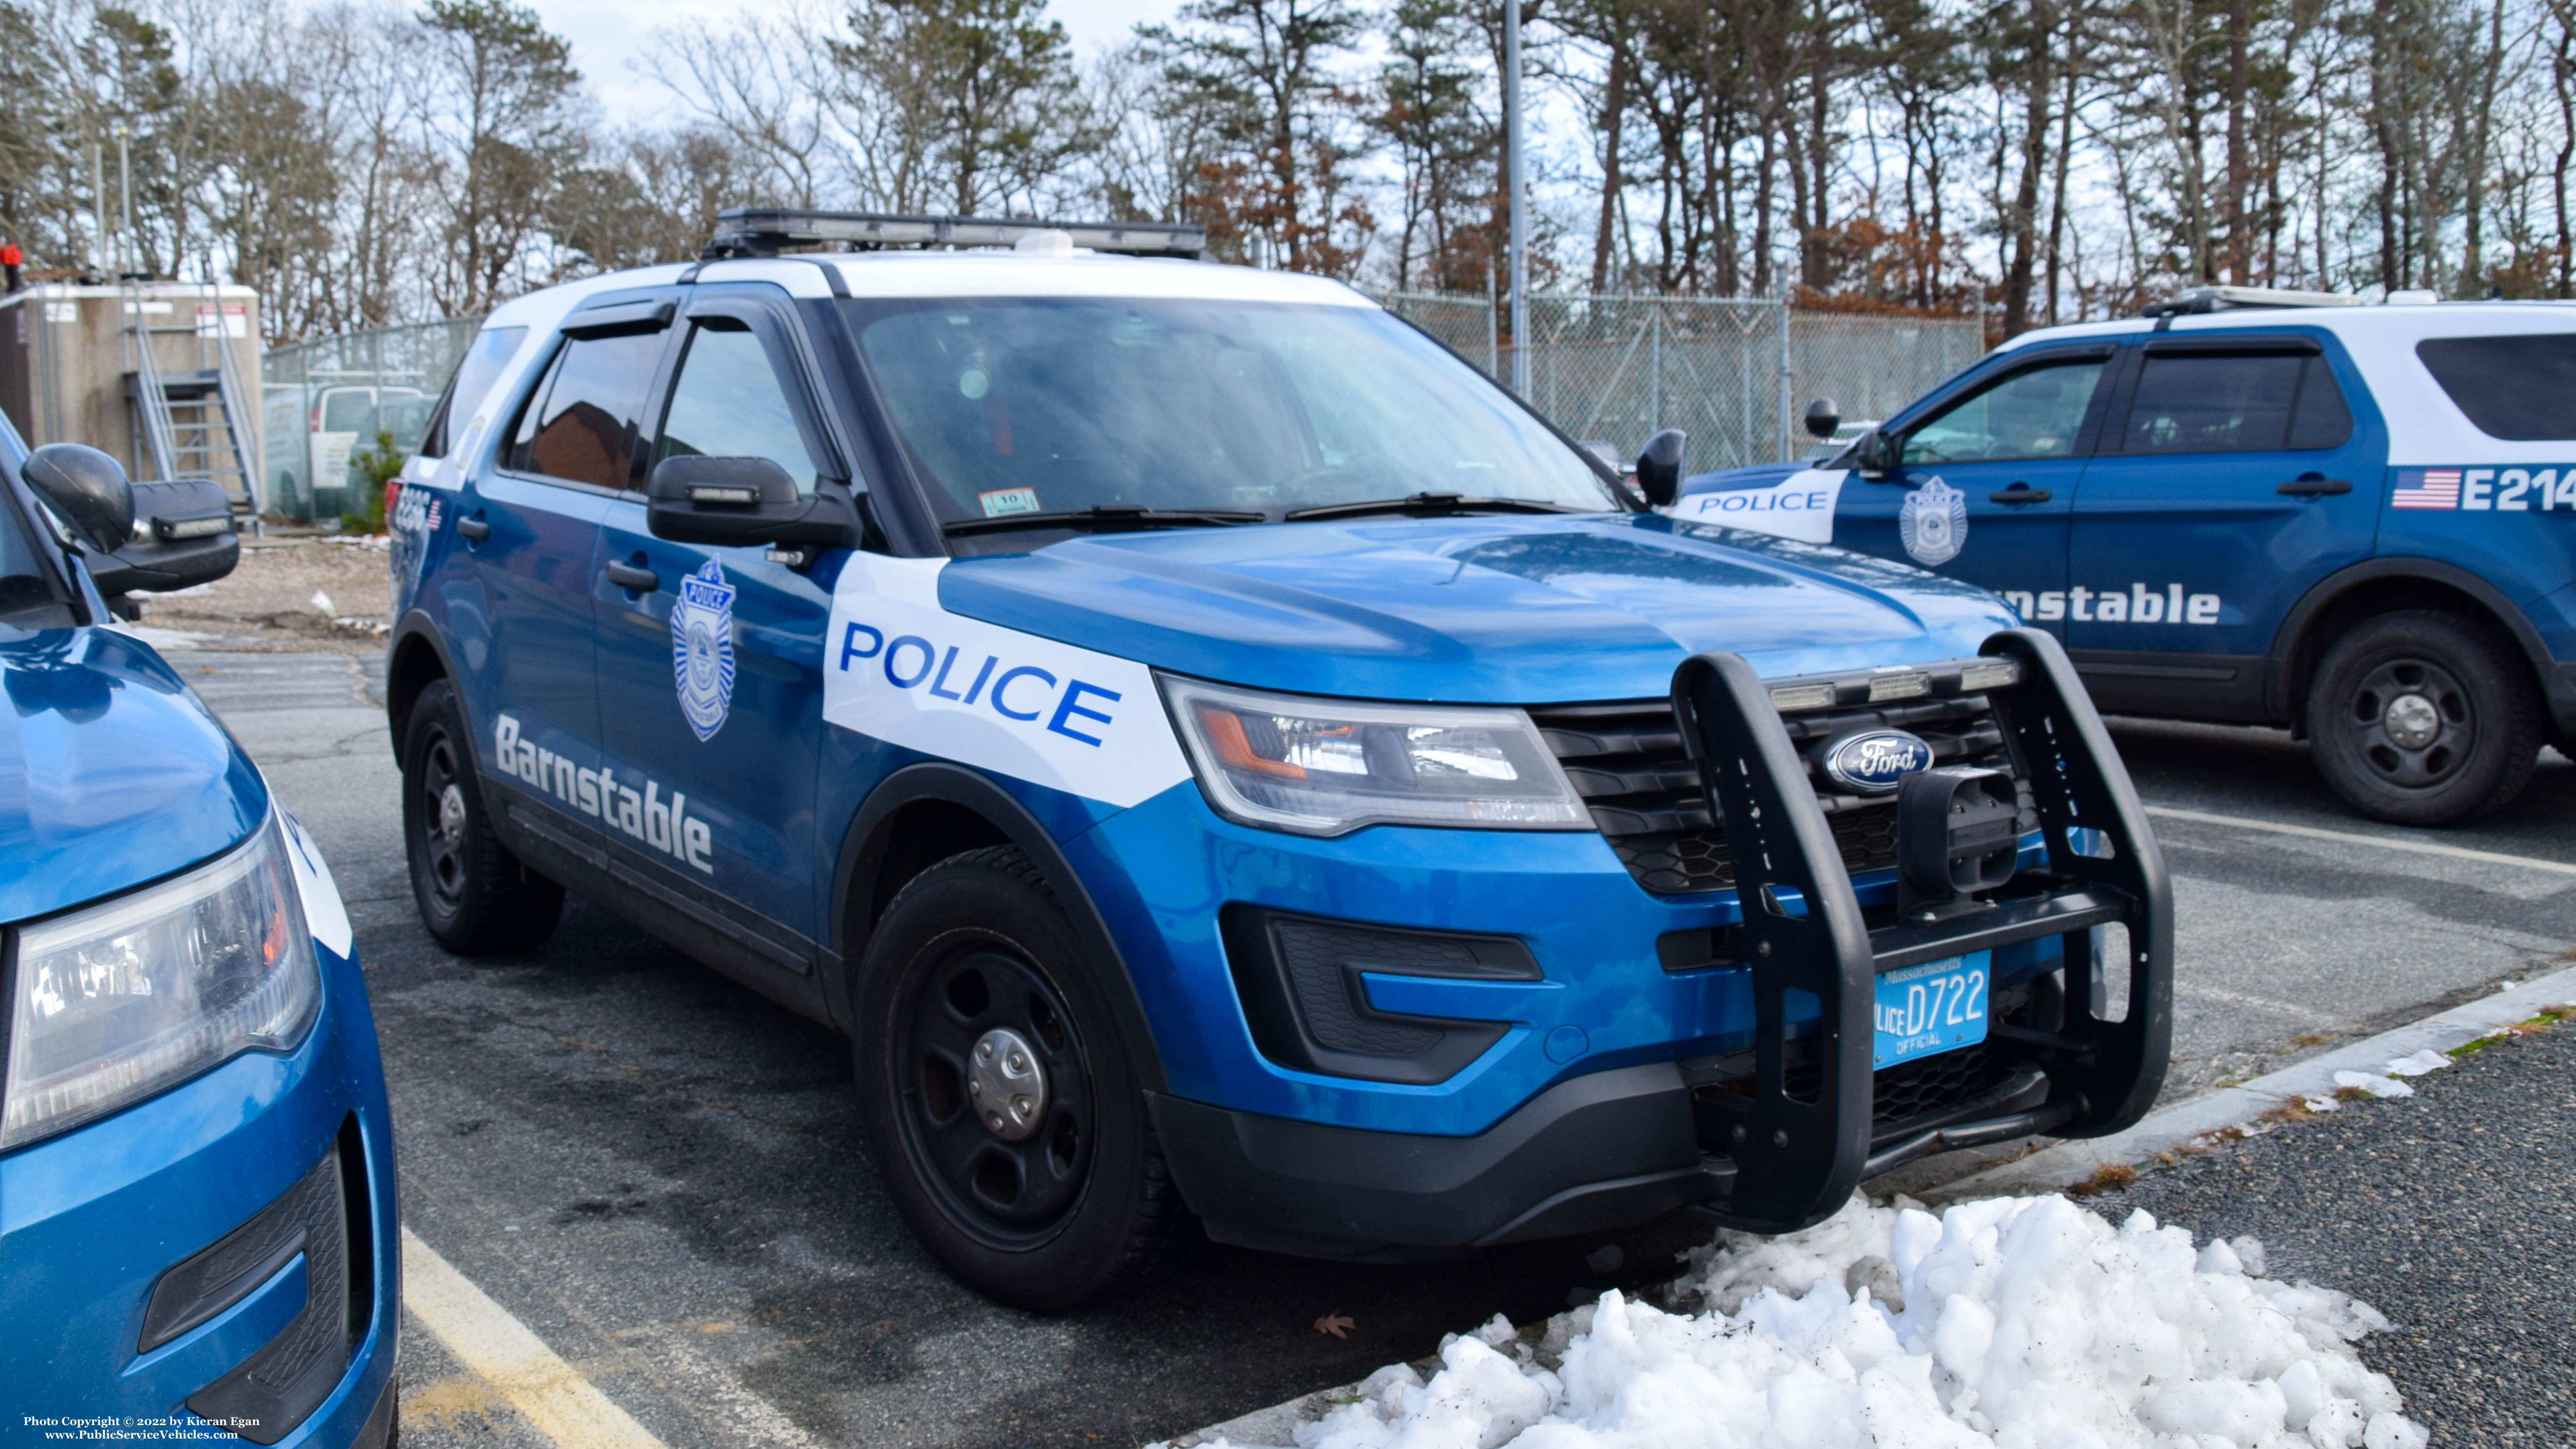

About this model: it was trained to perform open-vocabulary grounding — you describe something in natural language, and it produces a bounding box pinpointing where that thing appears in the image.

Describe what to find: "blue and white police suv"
[1,433,397,1442]
[384,209,2173,1308]
[1675,284,2576,825]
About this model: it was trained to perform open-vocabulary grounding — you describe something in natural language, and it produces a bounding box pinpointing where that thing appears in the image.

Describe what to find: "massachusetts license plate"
[1873,951,1993,1069]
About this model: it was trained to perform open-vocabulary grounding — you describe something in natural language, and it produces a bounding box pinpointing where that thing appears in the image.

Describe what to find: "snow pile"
[1292,1195,2426,1449]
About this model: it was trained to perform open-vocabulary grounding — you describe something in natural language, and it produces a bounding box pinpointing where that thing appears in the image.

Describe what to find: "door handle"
[1989,485,2052,504]
[2276,474,2352,496]
[604,560,660,592]
[456,515,490,540]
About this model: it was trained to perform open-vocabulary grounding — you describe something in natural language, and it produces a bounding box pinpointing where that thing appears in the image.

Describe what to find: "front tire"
[854,846,1177,1309]
[400,679,565,953]
[2305,610,2541,825]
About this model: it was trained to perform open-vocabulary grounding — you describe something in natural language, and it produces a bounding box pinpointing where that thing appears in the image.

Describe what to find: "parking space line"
[401,1228,669,1449]
[2142,805,2576,877]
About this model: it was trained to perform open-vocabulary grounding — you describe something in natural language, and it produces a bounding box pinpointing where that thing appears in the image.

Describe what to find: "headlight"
[1159,676,1589,836]
[3,816,320,1150]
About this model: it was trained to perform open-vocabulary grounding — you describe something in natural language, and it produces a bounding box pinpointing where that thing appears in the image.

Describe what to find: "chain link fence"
[262,318,483,522]
[1376,292,1985,472]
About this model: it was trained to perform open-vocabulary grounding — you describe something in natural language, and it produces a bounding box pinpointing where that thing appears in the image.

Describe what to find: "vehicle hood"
[0,626,267,923]
[938,513,2017,703]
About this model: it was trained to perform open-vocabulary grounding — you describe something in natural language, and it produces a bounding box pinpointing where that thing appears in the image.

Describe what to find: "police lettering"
[836,621,1121,746]
[493,714,714,873]
[1683,487,1833,519]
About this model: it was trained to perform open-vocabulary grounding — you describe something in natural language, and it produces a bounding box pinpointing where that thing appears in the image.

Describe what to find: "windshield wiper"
[1281,492,1603,522]
[942,504,1267,537]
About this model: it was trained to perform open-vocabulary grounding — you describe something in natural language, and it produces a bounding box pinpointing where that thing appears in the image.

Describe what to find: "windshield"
[848,298,1619,536]
[0,477,70,629]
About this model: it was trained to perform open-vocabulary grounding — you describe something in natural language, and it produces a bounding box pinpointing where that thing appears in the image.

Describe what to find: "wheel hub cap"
[437,783,468,848]
[2382,692,2440,750]
[967,1027,1047,1141]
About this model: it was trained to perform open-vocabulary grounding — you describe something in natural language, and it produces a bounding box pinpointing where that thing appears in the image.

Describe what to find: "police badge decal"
[1899,475,1968,566]
[671,559,739,740]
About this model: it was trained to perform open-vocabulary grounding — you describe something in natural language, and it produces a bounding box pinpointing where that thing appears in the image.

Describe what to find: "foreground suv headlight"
[3,816,320,1150]
[1159,676,1589,836]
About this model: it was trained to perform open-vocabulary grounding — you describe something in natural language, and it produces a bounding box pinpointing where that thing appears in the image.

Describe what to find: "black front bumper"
[1159,630,2174,1259]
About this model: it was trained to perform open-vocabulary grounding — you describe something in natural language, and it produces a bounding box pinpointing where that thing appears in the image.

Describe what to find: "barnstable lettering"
[493,714,714,873]
[2001,582,2220,626]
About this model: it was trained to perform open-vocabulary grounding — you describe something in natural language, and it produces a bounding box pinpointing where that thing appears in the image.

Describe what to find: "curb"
[1148,964,2576,1448]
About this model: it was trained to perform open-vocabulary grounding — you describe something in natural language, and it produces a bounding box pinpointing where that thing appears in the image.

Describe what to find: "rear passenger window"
[2416,334,2576,440]
[502,332,666,489]
[2117,352,2351,454]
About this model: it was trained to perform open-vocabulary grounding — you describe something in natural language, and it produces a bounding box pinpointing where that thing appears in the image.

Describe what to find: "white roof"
[1996,301,2576,464]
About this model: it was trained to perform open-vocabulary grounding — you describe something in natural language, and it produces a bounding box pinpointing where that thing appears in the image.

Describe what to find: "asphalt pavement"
[171,647,2576,1449]
[2090,1011,2576,1448]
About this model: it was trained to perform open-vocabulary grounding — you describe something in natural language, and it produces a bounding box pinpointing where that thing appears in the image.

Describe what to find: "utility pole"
[114,125,134,277]
[1503,0,1530,396]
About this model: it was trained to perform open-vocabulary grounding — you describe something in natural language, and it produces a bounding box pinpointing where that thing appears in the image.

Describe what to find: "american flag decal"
[2391,469,2461,510]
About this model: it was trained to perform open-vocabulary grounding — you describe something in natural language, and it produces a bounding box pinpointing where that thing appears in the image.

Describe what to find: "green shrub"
[341,429,404,533]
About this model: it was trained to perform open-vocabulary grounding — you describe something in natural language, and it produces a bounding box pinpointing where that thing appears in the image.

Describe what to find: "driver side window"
[655,319,822,496]
[1901,359,2106,466]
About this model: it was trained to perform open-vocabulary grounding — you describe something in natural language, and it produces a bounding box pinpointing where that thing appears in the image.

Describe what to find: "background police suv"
[1674,285,2576,825]
[385,211,2170,1308]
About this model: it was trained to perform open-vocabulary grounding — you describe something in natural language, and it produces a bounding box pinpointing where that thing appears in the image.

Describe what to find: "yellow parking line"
[2143,805,2576,877]
[400,1228,669,1449]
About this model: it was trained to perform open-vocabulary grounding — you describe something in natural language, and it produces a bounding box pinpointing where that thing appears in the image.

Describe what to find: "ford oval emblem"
[1820,729,1934,794]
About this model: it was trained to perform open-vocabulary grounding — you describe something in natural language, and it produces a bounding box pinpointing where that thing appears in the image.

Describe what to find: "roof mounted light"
[2139,284,2360,319]
[703,208,1205,261]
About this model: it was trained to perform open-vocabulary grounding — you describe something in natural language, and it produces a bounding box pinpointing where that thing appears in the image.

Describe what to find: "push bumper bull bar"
[1672,627,2174,1233]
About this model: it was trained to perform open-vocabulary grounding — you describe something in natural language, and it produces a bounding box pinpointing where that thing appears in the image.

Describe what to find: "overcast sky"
[528,0,1183,127]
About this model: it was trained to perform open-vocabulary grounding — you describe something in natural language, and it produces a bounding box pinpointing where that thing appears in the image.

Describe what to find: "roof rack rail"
[703,208,1205,261]
[2138,284,2359,318]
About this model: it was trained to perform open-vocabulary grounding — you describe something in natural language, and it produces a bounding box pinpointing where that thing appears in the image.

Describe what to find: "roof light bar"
[703,208,1205,261]
[2139,284,2360,319]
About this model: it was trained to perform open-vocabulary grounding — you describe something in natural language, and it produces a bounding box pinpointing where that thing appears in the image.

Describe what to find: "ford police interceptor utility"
[1674,284,2576,826]
[0,430,397,1443]
[383,209,2173,1309]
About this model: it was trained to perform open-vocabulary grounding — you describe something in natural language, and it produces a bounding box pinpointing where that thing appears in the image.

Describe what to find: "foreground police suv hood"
[0,625,266,922]
[941,512,2014,702]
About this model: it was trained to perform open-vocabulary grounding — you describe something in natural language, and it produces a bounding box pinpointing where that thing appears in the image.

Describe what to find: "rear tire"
[2305,610,2541,825]
[400,679,564,954]
[854,846,1177,1310]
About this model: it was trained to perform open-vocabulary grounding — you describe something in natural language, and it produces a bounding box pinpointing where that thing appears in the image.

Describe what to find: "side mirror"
[24,443,134,552]
[91,478,240,595]
[1852,429,1896,480]
[1633,428,1688,508]
[1803,398,1841,441]
[646,455,857,550]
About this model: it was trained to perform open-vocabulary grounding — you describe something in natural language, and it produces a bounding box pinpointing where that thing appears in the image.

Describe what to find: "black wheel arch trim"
[2267,556,2571,730]
[829,761,1169,1093]
[386,611,475,761]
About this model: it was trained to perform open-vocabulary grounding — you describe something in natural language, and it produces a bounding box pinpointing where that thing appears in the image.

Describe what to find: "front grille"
[1531,687,2033,895]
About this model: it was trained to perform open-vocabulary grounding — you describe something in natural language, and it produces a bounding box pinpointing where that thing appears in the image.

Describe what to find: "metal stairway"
[123,278,263,522]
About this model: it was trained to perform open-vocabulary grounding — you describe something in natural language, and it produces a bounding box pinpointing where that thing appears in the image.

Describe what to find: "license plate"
[1873,951,1993,1069]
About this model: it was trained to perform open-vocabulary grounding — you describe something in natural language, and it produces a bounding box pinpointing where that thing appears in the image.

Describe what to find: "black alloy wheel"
[399,679,565,954]
[2344,655,2475,789]
[2306,610,2541,826]
[855,846,1178,1309]
[896,942,1095,1244]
